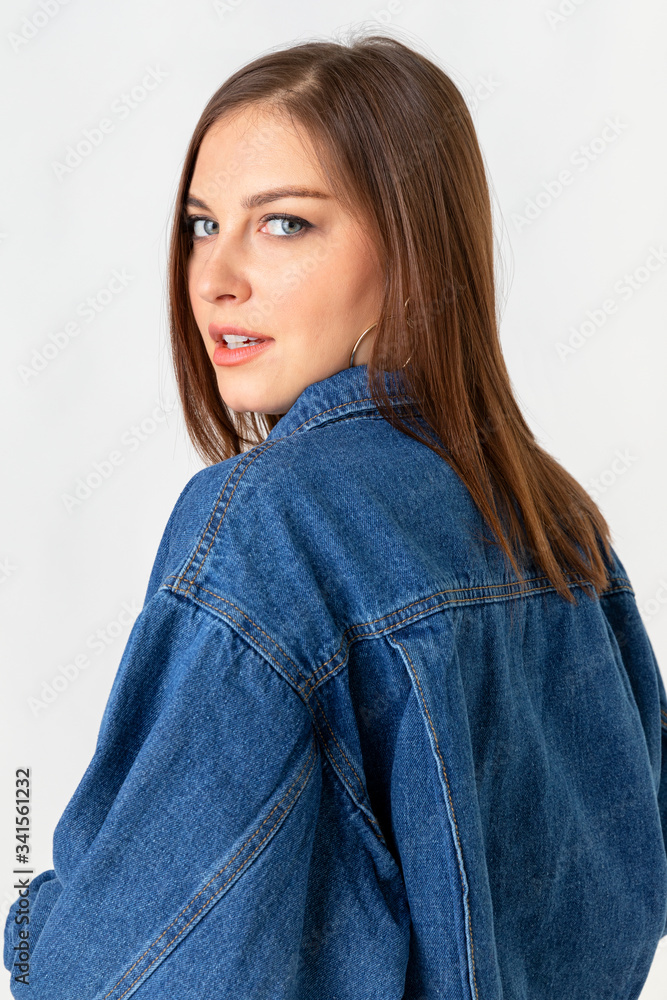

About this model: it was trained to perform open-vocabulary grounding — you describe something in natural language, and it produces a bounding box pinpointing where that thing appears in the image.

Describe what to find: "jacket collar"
[265,364,416,441]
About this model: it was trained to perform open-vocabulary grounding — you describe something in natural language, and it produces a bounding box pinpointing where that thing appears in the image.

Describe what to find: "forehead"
[190,107,327,199]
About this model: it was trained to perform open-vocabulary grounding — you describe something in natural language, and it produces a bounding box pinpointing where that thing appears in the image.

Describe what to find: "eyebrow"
[185,186,330,212]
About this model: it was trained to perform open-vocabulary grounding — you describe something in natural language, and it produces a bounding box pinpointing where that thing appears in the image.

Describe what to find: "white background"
[1,0,666,995]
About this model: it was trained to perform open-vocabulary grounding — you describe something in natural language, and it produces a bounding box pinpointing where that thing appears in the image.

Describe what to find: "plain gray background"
[2,0,666,994]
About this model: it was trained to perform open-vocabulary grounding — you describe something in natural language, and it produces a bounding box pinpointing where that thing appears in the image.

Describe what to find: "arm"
[4,473,203,984]
[657,665,667,938]
[599,579,667,940]
[5,588,321,998]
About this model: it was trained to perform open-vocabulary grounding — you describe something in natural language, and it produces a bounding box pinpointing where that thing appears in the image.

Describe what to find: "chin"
[216,384,270,416]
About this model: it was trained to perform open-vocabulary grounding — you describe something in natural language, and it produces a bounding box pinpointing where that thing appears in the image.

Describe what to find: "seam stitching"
[104,736,318,1000]
[161,587,383,840]
[174,396,412,594]
[390,633,479,1000]
[168,578,310,684]
[176,443,276,599]
[164,576,634,699]
[306,582,631,691]
[309,686,367,802]
[274,394,412,437]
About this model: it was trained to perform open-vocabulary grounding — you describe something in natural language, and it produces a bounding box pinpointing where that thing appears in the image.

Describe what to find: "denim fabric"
[5,363,667,999]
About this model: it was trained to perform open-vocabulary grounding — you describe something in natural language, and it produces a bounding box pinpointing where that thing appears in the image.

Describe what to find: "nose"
[191,235,252,306]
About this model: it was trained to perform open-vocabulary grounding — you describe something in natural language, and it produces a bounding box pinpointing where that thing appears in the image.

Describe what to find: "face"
[185,105,384,416]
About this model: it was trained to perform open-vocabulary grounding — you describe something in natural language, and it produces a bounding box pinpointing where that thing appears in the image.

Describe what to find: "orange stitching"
[104,737,318,999]
[161,587,383,840]
[174,399,375,594]
[167,570,631,611]
[305,576,560,674]
[168,589,294,680]
[177,445,278,599]
[168,578,309,683]
[163,575,634,701]
[174,452,254,592]
[167,576,561,700]
[390,635,480,1000]
[310,687,366,801]
[170,379,630,606]
[278,394,413,437]
[301,581,632,697]
[173,395,413,596]
[306,697,383,842]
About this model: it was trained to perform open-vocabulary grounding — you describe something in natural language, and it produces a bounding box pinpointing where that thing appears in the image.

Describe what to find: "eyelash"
[184,212,313,241]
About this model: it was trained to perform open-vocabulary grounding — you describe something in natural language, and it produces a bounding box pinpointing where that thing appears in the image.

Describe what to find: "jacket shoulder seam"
[160,583,389,848]
[163,574,636,702]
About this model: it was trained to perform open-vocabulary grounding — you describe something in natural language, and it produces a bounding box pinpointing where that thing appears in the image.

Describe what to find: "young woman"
[5,32,667,1000]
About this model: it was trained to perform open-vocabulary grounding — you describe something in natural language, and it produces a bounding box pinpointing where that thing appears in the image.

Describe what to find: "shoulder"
[174,414,475,555]
[152,417,477,614]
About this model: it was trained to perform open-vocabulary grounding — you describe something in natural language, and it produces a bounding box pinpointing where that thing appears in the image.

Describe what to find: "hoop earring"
[349,322,377,368]
[348,299,414,369]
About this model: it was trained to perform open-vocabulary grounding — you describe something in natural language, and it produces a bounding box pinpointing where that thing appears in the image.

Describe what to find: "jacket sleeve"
[4,585,321,998]
[3,474,200,987]
[599,565,667,941]
[657,662,667,938]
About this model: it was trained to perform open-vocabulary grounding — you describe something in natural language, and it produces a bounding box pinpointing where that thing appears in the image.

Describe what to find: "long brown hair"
[167,30,614,604]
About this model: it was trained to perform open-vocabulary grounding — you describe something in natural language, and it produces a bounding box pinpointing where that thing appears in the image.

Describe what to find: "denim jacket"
[5,363,667,1000]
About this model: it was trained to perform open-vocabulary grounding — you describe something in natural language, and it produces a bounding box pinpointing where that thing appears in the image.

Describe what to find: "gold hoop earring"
[348,306,413,370]
[349,322,377,368]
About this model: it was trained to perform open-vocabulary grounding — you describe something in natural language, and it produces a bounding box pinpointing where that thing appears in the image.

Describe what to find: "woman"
[5,32,667,1000]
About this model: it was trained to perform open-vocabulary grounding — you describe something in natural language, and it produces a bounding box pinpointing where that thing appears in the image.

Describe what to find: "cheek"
[187,260,204,314]
[327,243,381,306]
[293,241,379,309]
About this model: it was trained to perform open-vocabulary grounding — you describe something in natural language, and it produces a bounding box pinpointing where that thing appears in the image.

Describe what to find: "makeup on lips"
[208,324,274,367]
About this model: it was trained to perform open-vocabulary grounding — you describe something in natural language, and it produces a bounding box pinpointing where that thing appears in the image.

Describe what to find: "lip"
[209,325,274,367]
[208,323,273,344]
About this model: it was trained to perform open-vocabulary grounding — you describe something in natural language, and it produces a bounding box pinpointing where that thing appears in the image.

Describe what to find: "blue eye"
[185,216,218,240]
[183,212,313,242]
[261,214,311,236]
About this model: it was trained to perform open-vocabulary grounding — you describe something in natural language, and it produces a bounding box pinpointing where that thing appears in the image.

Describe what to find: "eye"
[185,215,218,240]
[260,213,312,237]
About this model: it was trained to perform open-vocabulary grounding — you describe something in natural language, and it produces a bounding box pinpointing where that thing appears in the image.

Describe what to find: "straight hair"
[167,30,615,605]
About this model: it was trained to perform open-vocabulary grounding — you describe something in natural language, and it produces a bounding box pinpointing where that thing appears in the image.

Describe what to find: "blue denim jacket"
[5,364,667,999]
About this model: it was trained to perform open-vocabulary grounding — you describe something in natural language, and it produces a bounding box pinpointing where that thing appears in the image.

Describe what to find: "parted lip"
[208,323,272,344]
